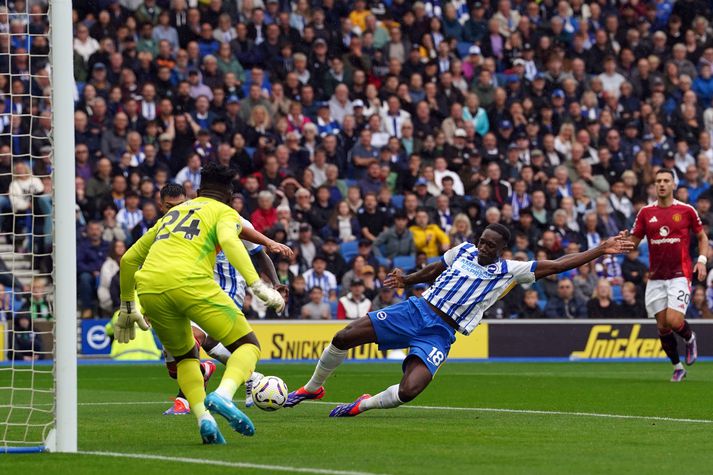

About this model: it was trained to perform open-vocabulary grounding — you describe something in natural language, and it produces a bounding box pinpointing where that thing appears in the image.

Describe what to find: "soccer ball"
[252,376,288,411]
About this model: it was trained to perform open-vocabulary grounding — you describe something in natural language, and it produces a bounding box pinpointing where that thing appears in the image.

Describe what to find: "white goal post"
[51,0,76,454]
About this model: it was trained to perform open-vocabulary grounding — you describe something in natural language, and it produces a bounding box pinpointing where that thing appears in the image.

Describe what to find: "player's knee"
[331,329,352,350]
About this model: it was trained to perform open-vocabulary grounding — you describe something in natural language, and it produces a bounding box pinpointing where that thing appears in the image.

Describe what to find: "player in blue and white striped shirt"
[285,223,633,416]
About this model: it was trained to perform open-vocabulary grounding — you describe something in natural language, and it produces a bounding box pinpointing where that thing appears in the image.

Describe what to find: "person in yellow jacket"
[409,208,451,258]
[105,298,162,361]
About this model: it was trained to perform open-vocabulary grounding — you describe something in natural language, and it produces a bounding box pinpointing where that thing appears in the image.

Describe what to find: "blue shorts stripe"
[228,265,237,300]
[217,263,226,291]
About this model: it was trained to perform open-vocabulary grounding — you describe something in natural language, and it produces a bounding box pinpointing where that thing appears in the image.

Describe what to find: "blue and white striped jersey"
[423,242,537,335]
[214,218,263,309]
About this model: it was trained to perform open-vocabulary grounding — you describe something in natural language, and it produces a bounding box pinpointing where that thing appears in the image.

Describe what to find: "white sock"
[207,343,231,365]
[304,344,348,393]
[674,362,684,370]
[359,384,403,412]
[197,412,215,426]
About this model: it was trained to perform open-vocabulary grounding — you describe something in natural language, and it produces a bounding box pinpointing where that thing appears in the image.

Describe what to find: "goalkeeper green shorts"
[138,280,252,357]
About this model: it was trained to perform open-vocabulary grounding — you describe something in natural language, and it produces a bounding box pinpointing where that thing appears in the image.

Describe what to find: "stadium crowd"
[62,0,713,320]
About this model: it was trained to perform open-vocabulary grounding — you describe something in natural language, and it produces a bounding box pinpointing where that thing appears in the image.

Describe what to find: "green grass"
[2,362,713,474]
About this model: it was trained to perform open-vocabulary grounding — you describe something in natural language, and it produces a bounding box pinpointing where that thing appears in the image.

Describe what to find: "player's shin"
[359,384,403,412]
[177,358,209,420]
[304,344,348,393]
[216,343,260,400]
[658,329,681,366]
[674,320,693,342]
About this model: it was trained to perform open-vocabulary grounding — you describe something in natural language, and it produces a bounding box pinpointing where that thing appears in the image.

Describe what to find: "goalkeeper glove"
[250,280,285,312]
[115,300,150,344]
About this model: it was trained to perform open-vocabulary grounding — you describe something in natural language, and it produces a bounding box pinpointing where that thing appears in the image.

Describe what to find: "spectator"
[77,221,109,318]
[410,208,450,258]
[322,200,361,243]
[29,277,52,320]
[300,286,331,320]
[302,254,337,302]
[251,190,277,233]
[8,315,42,361]
[97,240,125,316]
[544,278,587,319]
[620,282,647,319]
[373,211,415,261]
[337,279,371,320]
[357,192,389,242]
[687,286,713,319]
[371,286,403,312]
[288,275,310,317]
[587,279,621,319]
[520,289,545,319]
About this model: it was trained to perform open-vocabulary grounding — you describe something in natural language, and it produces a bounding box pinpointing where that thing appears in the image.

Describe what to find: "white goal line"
[78,451,388,475]
[74,400,713,425]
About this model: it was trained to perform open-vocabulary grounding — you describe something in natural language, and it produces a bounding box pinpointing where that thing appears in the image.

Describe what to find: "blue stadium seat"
[245,147,255,158]
[393,255,416,271]
[538,299,546,310]
[344,179,357,188]
[376,255,390,267]
[391,194,404,209]
[427,256,441,264]
[329,300,338,318]
[340,240,359,262]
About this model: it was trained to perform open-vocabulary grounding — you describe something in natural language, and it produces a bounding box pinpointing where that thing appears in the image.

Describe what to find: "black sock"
[659,331,680,365]
[674,321,693,342]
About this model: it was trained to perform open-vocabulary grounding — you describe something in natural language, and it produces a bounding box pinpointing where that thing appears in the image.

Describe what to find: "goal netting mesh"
[0,0,56,452]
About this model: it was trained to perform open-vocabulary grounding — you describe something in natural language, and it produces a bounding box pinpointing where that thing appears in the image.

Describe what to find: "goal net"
[0,0,75,453]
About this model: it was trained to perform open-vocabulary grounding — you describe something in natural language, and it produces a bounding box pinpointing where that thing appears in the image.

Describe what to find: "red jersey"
[631,200,703,280]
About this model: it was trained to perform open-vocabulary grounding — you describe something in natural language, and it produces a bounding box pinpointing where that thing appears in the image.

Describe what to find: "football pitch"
[3,361,713,474]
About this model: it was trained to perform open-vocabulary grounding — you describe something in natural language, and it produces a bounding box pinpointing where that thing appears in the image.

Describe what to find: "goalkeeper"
[117,163,285,445]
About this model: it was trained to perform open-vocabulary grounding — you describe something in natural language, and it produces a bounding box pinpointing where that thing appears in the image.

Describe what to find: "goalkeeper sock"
[176,359,208,419]
[658,329,680,365]
[207,343,232,365]
[359,384,403,412]
[215,343,260,401]
[304,344,348,393]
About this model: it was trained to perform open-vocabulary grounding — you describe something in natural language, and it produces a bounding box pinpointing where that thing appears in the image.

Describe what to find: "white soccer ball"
[252,376,288,411]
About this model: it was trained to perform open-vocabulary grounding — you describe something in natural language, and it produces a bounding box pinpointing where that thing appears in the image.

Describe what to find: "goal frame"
[51,0,77,454]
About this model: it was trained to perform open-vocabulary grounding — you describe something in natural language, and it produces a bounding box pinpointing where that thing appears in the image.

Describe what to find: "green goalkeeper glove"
[116,300,150,344]
[250,280,285,313]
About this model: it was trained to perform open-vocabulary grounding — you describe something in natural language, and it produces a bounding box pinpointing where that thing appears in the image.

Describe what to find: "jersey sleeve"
[442,242,469,267]
[689,206,704,234]
[119,222,160,301]
[507,259,538,284]
[631,208,646,239]
[217,208,260,286]
[239,218,263,255]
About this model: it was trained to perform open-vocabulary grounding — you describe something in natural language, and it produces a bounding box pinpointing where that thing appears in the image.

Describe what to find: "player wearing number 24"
[116,163,286,444]
[284,222,634,416]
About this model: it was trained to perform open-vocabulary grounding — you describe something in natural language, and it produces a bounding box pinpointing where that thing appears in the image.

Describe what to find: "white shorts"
[644,277,691,317]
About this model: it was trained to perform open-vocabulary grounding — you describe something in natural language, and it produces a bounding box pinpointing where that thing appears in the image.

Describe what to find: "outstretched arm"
[253,248,280,287]
[534,233,634,280]
[384,261,446,289]
[239,225,293,258]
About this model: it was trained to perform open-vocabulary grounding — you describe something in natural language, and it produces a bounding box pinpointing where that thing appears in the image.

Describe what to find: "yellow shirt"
[120,196,259,300]
[348,9,370,33]
[409,224,451,258]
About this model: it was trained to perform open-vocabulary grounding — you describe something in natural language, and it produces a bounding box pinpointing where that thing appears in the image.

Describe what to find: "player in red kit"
[629,169,709,382]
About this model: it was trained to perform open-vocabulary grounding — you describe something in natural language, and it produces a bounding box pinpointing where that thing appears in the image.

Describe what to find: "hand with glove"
[115,300,151,344]
[250,280,285,312]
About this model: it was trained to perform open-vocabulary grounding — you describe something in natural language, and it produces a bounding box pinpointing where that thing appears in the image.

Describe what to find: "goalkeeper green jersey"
[120,196,259,301]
